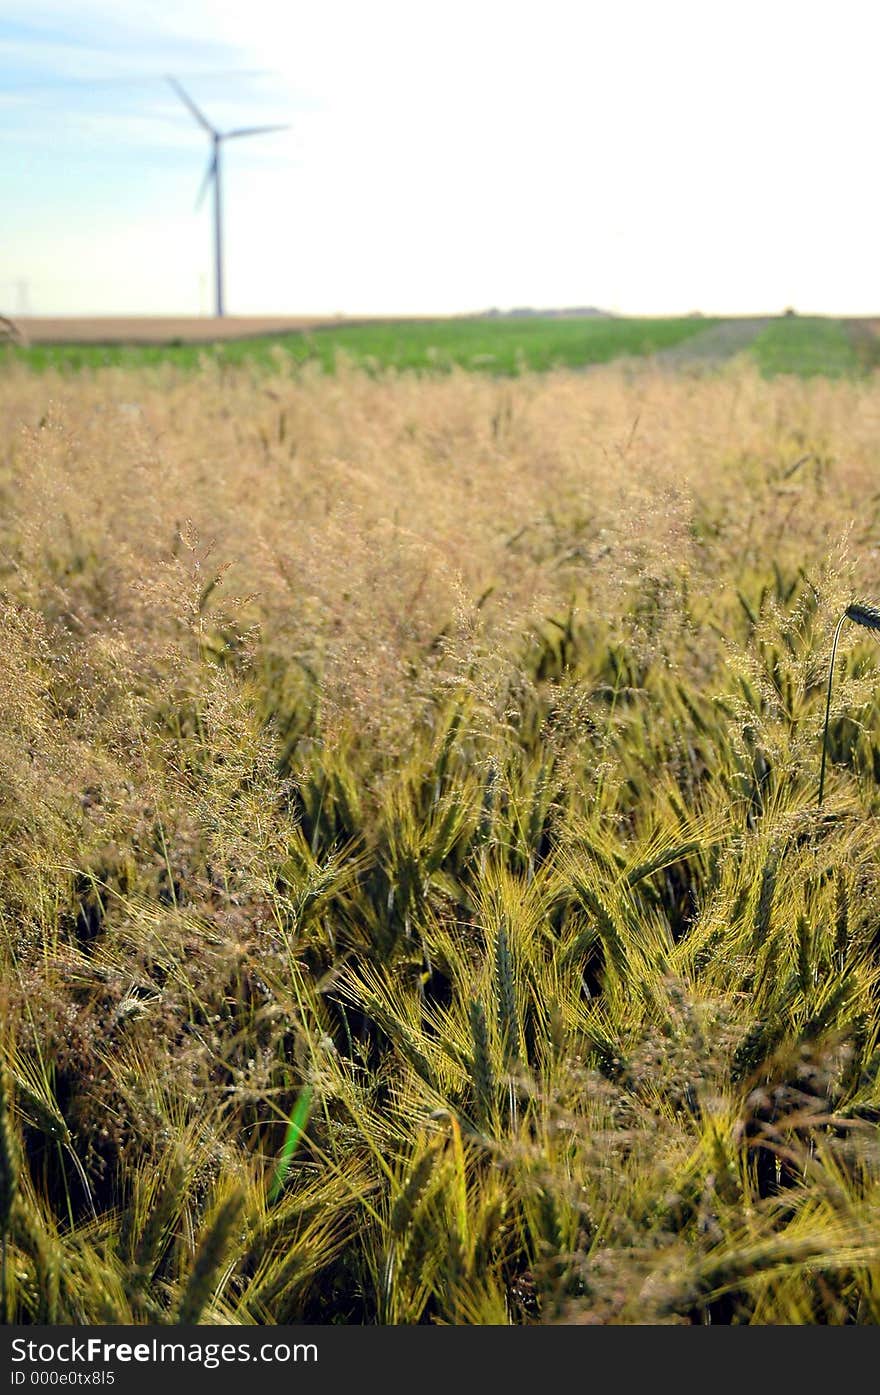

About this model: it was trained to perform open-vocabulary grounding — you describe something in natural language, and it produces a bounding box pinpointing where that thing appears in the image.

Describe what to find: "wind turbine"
[168,76,288,318]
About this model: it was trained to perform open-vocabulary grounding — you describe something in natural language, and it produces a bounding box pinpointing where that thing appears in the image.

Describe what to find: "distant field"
[5,312,880,378]
[6,314,720,375]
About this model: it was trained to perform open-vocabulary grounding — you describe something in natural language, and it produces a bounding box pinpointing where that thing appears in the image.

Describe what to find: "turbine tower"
[168,77,288,318]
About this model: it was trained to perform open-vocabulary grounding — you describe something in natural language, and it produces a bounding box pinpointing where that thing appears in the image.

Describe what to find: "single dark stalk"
[819,602,880,807]
[818,613,847,808]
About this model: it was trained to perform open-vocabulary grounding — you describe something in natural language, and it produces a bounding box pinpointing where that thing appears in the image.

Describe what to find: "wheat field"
[3,357,880,1324]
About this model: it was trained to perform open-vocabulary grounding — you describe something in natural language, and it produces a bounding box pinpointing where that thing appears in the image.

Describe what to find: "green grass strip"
[750,317,863,378]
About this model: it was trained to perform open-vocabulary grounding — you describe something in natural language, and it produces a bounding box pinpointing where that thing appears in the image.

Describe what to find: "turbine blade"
[222,123,289,141]
[167,75,216,135]
[195,153,217,210]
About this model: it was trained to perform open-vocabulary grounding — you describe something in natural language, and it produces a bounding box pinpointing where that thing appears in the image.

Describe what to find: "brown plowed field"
[10,315,369,345]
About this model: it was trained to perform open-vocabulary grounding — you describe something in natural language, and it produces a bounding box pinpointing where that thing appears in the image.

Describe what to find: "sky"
[2,0,880,318]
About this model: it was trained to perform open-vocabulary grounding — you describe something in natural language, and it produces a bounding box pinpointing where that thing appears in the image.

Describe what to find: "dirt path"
[651,317,771,370]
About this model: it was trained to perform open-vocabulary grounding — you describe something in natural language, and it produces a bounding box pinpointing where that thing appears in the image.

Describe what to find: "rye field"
[5,317,880,1325]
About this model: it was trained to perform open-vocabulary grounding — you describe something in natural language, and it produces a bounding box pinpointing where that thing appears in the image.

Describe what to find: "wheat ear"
[177,1190,244,1325]
[468,999,495,1130]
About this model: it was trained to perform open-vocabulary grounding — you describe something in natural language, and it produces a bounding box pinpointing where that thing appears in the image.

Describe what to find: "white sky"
[2,0,880,317]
